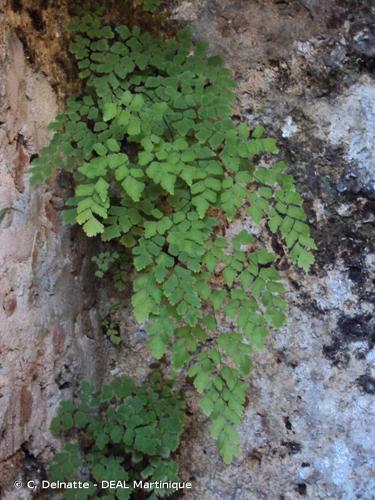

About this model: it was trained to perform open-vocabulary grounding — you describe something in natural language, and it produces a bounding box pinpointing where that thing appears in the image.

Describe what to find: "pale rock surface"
[168,1,375,499]
[0,6,104,497]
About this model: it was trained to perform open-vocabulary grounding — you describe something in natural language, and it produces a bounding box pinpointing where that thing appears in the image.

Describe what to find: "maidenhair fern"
[50,373,185,499]
[32,9,315,463]
[101,301,123,345]
[136,0,161,13]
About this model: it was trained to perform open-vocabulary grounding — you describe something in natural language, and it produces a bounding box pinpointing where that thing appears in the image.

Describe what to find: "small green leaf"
[107,138,120,152]
[83,216,104,237]
[268,214,282,233]
[252,125,264,138]
[223,267,236,287]
[95,177,109,201]
[128,117,141,136]
[122,177,145,202]
[93,143,107,156]
[103,102,118,122]
[298,250,315,272]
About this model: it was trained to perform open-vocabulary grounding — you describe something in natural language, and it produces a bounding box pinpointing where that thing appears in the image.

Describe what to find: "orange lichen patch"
[44,200,60,232]
[52,325,65,356]
[2,290,17,317]
[19,386,33,427]
[13,135,29,193]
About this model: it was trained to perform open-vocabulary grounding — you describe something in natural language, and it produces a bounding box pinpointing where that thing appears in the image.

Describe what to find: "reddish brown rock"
[2,291,17,317]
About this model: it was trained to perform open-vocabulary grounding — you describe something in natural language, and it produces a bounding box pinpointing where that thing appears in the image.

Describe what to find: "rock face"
[0,0,374,499]
[0,2,104,496]
[168,1,375,499]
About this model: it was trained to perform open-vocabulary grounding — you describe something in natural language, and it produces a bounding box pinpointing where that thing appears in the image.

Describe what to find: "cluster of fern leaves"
[31,8,315,463]
[136,0,160,12]
[50,373,185,499]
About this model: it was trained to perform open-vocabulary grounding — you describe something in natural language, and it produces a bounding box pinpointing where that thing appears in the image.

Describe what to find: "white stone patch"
[336,203,355,217]
[330,441,353,487]
[328,78,375,184]
[312,198,326,222]
[313,269,357,311]
[365,253,375,270]
[366,351,375,378]
[171,1,197,22]
[350,399,375,450]
[314,440,353,493]
[366,349,375,366]
[281,116,298,138]
[295,40,315,60]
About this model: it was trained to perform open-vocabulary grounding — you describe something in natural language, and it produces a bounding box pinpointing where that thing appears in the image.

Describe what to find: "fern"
[50,373,185,499]
[136,0,161,12]
[101,301,122,345]
[32,13,315,463]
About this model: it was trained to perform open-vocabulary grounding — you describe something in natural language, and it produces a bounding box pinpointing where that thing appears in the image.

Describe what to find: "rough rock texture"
[0,1,104,497]
[1,0,375,499]
[87,1,375,498]
[168,1,375,498]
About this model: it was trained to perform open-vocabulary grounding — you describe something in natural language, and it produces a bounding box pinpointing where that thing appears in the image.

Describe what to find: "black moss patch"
[282,440,302,455]
[28,8,46,33]
[323,314,375,367]
[323,339,351,368]
[296,483,307,496]
[11,0,22,12]
[356,374,375,395]
[338,314,375,346]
